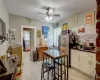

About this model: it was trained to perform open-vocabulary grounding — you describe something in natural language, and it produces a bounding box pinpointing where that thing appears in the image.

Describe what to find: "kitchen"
[53,10,96,79]
[0,0,98,79]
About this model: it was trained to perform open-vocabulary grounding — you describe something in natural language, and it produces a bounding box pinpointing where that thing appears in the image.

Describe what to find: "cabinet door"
[71,50,80,69]
[90,61,96,77]
[80,58,91,75]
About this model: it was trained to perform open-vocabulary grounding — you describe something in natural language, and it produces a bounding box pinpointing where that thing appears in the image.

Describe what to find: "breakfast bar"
[41,49,68,80]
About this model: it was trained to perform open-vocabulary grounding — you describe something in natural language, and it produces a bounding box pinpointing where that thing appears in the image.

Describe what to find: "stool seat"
[41,62,54,80]
[43,62,54,69]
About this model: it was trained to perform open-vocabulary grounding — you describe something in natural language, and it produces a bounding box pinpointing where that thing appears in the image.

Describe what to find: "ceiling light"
[45,16,53,21]
[49,16,53,20]
[45,16,50,21]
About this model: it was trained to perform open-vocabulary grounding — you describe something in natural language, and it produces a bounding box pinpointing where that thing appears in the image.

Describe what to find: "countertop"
[71,48,96,54]
[43,49,68,59]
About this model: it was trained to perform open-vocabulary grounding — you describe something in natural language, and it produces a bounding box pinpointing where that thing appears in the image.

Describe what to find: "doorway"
[23,28,31,52]
[21,25,36,60]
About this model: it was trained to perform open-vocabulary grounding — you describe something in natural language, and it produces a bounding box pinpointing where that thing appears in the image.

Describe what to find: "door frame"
[21,25,36,52]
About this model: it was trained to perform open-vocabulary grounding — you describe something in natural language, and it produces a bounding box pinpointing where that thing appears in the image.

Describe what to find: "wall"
[9,14,53,46]
[53,8,97,46]
[0,0,9,56]
[0,22,2,35]
[56,8,96,32]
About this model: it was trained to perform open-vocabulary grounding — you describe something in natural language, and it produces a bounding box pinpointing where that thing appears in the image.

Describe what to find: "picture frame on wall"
[73,16,78,24]
[62,23,68,31]
[84,11,95,25]
[78,28,85,33]
[37,30,42,38]
[42,26,49,37]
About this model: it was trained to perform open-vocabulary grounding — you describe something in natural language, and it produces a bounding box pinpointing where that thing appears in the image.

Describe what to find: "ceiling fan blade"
[41,17,45,20]
[38,12,46,15]
[52,14,60,17]
[42,6,48,10]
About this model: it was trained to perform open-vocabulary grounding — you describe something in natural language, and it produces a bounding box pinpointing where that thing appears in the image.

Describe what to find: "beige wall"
[53,8,96,45]
[0,0,9,56]
[55,8,96,31]
[0,22,2,35]
[9,14,54,46]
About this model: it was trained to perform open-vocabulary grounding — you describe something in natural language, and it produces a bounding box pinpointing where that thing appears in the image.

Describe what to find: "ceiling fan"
[38,7,60,21]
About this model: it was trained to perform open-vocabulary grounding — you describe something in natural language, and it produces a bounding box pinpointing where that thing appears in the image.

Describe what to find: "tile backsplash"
[71,24,96,46]
[79,34,96,45]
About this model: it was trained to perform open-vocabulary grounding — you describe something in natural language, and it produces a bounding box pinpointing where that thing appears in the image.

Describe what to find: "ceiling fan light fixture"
[45,16,50,21]
[45,16,53,21]
[49,16,53,20]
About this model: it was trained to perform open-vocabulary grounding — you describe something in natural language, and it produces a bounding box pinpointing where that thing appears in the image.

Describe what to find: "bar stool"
[41,62,54,80]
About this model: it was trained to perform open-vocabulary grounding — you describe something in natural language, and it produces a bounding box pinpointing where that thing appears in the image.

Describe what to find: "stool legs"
[52,70,54,80]
[41,64,45,80]
[41,64,43,80]
[41,63,53,80]
[47,70,49,80]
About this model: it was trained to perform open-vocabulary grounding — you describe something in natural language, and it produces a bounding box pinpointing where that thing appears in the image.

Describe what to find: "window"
[54,27,61,46]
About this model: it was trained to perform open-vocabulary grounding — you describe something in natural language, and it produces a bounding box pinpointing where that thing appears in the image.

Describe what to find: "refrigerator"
[58,31,71,67]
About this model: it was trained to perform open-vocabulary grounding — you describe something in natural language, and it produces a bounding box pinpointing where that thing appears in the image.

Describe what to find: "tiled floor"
[21,52,93,80]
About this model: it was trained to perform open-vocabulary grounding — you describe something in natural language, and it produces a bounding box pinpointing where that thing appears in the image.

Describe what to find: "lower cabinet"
[80,57,91,75]
[71,50,80,69]
[37,47,48,60]
[90,60,96,77]
[71,49,96,77]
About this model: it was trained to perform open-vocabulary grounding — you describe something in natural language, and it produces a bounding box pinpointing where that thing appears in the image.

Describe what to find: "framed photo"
[78,28,85,33]
[84,11,95,25]
[73,16,78,24]
[37,30,42,38]
[62,23,68,31]
[42,26,49,35]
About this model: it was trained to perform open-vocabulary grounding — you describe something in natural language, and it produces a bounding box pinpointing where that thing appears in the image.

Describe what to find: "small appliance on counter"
[79,42,96,52]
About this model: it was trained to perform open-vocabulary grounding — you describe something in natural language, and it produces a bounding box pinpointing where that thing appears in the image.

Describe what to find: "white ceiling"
[4,0,96,23]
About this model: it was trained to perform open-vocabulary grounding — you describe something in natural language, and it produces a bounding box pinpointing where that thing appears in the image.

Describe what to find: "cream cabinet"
[90,60,96,77]
[80,57,91,75]
[71,50,80,69]
[71,49,96,77]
